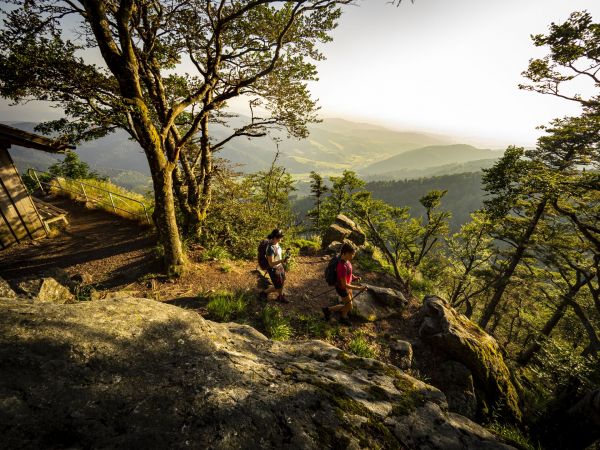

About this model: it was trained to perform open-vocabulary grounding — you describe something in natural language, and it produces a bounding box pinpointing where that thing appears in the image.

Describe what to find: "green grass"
[348,334,377,358]
[206,291,247,322]
[51,177,151,223]
[487,422,541,450]
[261,305,292,341]
[288,237,321,256]
[295,313,331,338]
[198,246,232,262]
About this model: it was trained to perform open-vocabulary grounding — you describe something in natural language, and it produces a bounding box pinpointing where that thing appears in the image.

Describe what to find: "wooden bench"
[32,197,69,232]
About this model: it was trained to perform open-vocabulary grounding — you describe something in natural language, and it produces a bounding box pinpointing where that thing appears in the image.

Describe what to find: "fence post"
[31,169,45,194]
[80,182,89,203]
[142,205,151,224]
[108,192,116,213]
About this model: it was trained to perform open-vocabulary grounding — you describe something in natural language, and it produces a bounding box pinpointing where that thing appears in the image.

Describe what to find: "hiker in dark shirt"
[322,243,366,325]
[260,229,290,303]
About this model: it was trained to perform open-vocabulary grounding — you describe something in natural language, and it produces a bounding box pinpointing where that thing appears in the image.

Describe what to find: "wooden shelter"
[0,123,74,249]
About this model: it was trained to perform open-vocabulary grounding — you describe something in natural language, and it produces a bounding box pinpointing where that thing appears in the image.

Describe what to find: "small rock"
[0,276,18,298]
[43,267,75,290]
[390,340,413,370]
[35,278,76,304]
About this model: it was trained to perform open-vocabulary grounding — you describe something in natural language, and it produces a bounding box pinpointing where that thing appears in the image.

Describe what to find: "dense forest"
[294,172,485,230]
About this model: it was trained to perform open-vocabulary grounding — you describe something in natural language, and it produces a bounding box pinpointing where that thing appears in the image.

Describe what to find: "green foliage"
[295,313,332,339]
[206,291,248,322]
[487,422,541,450]
[288,237,321,256]
[201,163,297,259]
[348,334,377,358]
[198,246,232,262]
[306,171,328,230]
[351,188,450,293]
[261,305,292,341]
[48,152,106,181]
[21,170,50,193]
[320,170,365,230]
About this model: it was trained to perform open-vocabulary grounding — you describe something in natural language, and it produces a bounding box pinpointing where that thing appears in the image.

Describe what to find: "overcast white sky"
[1,0,599,148]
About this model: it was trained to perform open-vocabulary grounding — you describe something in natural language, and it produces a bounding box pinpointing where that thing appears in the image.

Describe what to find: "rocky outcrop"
[352,284,408,322]
[419,296,521,422]
[322,214,366,248]
[0,295,515,449]
[437,361,477,419]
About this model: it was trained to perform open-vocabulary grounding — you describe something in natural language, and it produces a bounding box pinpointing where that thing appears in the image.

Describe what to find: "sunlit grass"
[50,177,152,223]
[261,305,292,341]
[206,291,248,322]
[348,333,377,358]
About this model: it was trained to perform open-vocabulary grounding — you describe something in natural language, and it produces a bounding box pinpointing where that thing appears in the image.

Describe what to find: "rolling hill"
[360,144,502,178]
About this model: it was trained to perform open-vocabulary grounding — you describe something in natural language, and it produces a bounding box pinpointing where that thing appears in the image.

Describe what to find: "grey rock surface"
[351,284,408,322]
[0,296,515,449]
[419,295,521,422]
[438,361,477,419]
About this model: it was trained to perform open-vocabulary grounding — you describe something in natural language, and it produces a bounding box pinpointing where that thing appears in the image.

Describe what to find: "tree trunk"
[479,198,548,329]
[518,297,570,366]
[569,299,600,357]
[152,164,186,276]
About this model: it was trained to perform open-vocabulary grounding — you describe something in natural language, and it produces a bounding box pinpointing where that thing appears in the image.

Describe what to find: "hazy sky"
[1,0,599,148]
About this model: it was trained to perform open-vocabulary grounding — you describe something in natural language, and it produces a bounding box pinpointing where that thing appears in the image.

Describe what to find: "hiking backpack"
[257,239,271,270]
[324,255,340,286]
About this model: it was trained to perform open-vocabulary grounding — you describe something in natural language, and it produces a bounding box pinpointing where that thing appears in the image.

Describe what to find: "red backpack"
[257,239,271,270]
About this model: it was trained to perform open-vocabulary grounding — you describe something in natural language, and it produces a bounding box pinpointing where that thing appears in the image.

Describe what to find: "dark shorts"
[268,267,286,289]
[335,285,349,299]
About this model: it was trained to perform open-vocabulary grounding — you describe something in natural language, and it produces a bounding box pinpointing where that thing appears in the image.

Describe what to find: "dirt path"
[0,195,158,287]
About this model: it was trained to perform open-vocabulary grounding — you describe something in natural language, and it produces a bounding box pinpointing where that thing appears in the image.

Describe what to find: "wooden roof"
[0,123,75,153]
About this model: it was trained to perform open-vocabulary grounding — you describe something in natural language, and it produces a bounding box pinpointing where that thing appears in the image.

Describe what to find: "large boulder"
[437,361,477,419]
[322,224,351,248]
[0,296,515,449]
[419,296,521,422]
[322,214,366,248]
[352,284,408,322]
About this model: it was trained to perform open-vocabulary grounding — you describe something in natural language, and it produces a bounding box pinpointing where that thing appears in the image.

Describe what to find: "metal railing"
[27,168,151,224]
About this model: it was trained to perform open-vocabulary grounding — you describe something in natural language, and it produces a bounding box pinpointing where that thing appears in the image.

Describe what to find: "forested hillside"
[294,172,484,230]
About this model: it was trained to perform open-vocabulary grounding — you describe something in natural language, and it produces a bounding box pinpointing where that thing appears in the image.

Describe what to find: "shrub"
[261,305,292,341]
[487,422,540,450]
[289,237,321,256]
[198,246,231,262]
[348,334,376,358]
[206,291,247,322]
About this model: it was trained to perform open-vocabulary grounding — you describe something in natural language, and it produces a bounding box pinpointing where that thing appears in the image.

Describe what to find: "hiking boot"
[322,306,331,321]
[338,316,352,326]
[277,295,290,304]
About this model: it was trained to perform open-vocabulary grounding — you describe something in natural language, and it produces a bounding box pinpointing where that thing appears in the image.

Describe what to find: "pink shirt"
[336,259,352,286]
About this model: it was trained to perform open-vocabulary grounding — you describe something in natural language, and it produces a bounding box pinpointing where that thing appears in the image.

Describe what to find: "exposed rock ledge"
[0,296,514,449]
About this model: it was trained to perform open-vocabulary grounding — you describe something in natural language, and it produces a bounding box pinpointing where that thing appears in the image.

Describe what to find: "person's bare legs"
[327,291,353,317]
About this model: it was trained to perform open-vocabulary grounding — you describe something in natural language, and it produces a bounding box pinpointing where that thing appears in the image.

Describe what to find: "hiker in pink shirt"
[322,243,366,325]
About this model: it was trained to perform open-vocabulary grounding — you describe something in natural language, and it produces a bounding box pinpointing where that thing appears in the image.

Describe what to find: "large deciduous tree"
[0,0,351,275]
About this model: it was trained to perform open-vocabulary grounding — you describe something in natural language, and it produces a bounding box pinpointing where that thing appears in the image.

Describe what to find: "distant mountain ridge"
[361,144,502,176]
[4,119,502,184]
